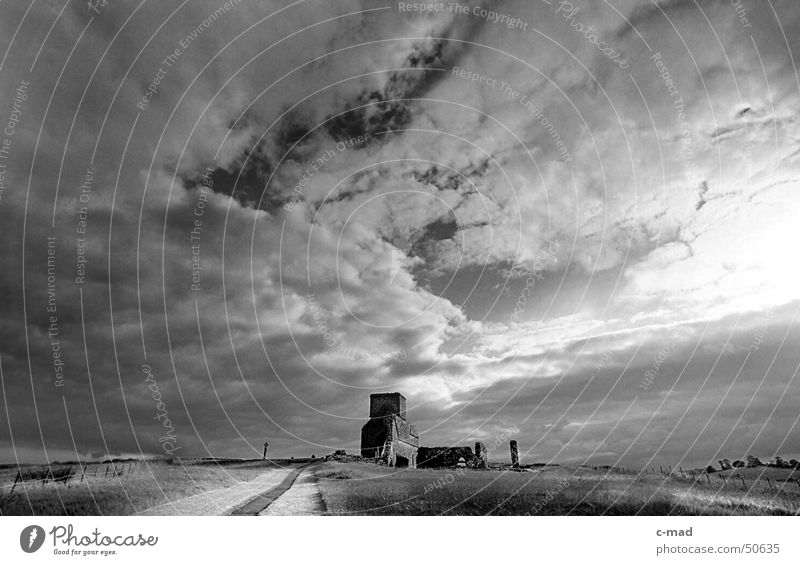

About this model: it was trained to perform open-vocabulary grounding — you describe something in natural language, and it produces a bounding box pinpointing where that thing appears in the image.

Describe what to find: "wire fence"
[0,461,147,494]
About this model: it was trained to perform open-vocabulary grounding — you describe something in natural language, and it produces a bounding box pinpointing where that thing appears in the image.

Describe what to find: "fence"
[628,465,800,493]
[2,462,141,494]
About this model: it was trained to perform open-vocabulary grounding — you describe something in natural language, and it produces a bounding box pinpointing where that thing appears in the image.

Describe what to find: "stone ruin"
[474,441,487,468]
[417,446,474,468]
[417,441,496,469]
[510,439,519,467]
[359,394,522,471]
[361,392,419,468]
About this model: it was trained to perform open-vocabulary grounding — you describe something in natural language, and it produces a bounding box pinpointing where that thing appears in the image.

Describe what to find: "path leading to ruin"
[138,465,298,516]
[258,465,326,515]
[230,460,322,515]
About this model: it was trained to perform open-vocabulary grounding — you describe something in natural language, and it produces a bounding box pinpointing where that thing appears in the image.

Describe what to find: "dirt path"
[138,466,297,516]
[259,466,326,515]
[230,460,322,515]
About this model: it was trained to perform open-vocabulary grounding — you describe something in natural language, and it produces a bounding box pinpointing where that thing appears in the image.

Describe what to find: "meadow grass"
[5,459,797,516]
[0,459,283,516]
[315,462,800,516]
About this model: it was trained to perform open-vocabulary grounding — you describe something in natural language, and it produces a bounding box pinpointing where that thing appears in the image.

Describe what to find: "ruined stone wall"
[392,415,418,446]
[360,420,385,458]
[474,442,487,468]
[417,446,474,468]
[361,414,418,467]
[391,439,419,467]
[369,393,406,419]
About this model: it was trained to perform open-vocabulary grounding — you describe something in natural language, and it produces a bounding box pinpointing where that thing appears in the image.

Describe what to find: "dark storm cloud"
[1,0,799,469]
[325,39,449,140]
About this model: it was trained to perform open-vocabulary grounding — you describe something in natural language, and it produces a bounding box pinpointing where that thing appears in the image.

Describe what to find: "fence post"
[105,465,109,477]
[767,477,773,491]
[10,471,20,494]
[706,474,710,484]
[740,476,746,489]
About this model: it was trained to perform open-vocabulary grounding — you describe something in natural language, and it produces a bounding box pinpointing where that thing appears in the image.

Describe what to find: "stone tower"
[361,393,419,468]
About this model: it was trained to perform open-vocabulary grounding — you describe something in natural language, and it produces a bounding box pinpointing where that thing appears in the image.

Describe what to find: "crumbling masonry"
[361,393,419,468]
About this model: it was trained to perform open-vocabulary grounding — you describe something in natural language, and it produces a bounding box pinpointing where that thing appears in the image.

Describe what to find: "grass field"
[3,458,798,515]
[315,462,800,516]
[0,459,296,516]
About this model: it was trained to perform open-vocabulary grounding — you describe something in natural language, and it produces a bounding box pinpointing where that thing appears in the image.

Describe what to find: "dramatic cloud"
[1,0,798,468]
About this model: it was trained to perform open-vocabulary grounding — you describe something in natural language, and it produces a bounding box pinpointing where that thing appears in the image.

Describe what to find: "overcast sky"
[1,0,798,468]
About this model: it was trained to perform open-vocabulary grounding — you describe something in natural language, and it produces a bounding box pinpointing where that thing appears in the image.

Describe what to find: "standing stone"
[510,440,519,468]
[474,442,487,468]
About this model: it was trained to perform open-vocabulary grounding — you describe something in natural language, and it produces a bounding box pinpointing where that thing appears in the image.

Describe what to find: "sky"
[0,0,799,469]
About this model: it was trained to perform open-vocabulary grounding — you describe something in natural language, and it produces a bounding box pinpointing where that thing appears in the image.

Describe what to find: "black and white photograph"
[0,0,799,560]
